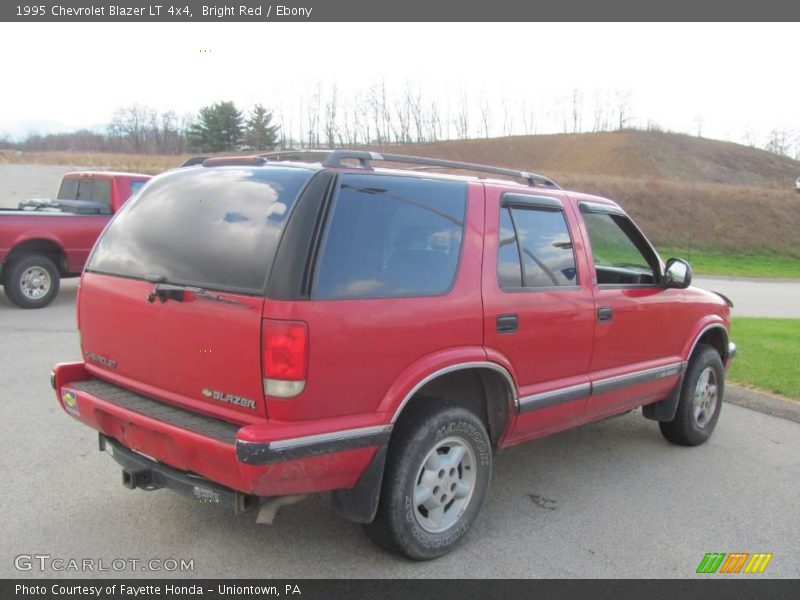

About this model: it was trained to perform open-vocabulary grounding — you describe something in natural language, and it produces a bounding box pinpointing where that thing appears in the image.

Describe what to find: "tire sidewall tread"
[659,344,724,446]
[367,404,492,560]
[3,254,60,309]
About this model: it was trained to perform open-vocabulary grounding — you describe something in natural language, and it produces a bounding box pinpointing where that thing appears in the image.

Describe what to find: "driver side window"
[582,210,659,285]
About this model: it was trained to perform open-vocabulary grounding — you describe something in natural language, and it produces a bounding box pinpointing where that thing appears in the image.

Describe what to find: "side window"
[497,208,522,288]
[56,179,79,200]
[130,180,146,197]
[582,210,659,285]
[497,206,577,289]
[314,173,467,300]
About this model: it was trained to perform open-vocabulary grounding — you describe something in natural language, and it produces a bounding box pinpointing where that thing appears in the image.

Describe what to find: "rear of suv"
[53,151,735,559]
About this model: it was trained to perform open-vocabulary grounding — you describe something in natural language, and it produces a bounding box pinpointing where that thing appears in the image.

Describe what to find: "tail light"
[262,320,308,398]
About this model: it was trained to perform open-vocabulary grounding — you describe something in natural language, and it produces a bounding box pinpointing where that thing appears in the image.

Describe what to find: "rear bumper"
[99,434,257,513]
[53,362,391,497]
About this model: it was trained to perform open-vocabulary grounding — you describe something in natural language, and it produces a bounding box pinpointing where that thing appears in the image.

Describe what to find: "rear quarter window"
[313,173,467,299]
[87,166,314,293]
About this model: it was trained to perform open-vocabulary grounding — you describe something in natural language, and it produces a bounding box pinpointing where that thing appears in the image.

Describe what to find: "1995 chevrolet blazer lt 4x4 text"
[52,151,736,559]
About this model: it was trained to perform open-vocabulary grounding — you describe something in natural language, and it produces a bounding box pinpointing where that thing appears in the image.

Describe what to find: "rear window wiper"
[145,281,250,307]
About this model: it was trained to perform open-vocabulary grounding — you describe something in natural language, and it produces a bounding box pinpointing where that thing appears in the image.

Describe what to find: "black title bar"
[2,0,800,21]
[2,579,799,600]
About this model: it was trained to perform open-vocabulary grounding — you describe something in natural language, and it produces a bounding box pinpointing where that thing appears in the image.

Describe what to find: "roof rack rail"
[201,156,268,168]
[178,156,209,168]
[259,149,560,189]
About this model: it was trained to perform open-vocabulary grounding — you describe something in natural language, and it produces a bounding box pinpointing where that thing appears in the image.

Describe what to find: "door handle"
[597,307,613,323]
[496,314,519,333]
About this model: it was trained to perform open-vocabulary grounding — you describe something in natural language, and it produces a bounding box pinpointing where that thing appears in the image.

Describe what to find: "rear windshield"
[87,166,313,293]
[58,178,112,206]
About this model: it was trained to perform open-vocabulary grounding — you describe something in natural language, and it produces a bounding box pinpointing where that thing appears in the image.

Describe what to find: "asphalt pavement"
[694,276,800,318]
[0,280,797,578]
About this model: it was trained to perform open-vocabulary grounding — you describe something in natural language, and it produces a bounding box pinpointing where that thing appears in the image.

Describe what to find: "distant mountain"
[0,119,107,141]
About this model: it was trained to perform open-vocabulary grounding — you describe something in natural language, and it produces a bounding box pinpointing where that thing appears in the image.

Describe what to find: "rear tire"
[364,404,492,560]
[3,254,60,309]
[659,344,724,446]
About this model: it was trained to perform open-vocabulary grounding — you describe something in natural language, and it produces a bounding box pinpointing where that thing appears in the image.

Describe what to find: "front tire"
[3,254,60,309]
[365,404,492,560]
[659,344,724,446]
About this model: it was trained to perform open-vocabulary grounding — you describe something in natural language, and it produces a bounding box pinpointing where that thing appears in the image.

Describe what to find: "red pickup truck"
[0,171,151,308]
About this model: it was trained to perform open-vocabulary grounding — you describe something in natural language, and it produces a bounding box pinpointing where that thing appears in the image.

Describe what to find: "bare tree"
[406,83,425,143]
[368,81,392,145]
[742,128,757,148]
[615,90,632,131]
[521,99,535,135]
[393,94,411,144]
[427,99,442,142]
[502,99,514,137]
[455,92,469,140]
[111,104,153,152]
[306,83,321,148]
[571,89,583,133]
[479,96,491,138]
[764,128,791,156]
[693,115,703,138]
[324,85,339,148]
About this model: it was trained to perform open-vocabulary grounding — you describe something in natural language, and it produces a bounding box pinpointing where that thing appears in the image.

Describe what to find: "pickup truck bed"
[0,171,151,308]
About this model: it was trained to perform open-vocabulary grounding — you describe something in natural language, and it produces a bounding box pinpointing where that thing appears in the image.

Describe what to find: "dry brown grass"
[2,132,798,257]
[380,131,800,189]
[0,150,184,174]
[554,174,800,258]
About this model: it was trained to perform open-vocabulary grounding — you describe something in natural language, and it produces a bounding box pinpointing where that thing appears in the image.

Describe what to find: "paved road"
[694,276,800,318]
[0,280,797,578]
[0,163,79,208]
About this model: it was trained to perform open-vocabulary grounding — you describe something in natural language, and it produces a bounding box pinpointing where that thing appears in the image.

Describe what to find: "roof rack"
[259,149,560,189]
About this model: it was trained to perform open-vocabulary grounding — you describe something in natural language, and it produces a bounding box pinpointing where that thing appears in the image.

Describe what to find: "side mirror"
[664,258,692,289]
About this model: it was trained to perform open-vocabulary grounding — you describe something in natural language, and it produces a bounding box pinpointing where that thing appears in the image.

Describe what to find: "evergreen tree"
[187,101,243,152]
[244,104,280,151]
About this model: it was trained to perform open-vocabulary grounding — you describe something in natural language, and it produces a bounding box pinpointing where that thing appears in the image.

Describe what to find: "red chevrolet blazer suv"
[52,151,735,559]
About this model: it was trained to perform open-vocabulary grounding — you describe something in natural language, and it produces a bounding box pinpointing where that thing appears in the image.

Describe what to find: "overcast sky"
[0,22,797,145]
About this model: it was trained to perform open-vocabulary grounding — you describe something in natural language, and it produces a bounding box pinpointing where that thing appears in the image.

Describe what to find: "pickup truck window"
[582,211,658,285]
[87,166,313,293]
[313,173,466,300]
[130,180,146,196]
[497,206,577,289]
[57,178,112,206]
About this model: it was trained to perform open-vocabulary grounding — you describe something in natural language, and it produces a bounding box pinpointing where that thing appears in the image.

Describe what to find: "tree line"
[1,101,280,155]
[1,85,798,161]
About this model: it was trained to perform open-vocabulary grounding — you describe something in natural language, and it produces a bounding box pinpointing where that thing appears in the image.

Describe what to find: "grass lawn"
[728,318,800,399]
[657,248,800,279]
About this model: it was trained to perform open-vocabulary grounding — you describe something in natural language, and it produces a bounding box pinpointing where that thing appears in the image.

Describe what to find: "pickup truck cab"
[0,171,150,308]
[52,152,735,559]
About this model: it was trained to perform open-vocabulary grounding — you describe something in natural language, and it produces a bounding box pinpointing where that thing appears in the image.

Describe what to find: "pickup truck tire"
[365,404,492,560]
[3,254,60,309]
[659,344,724,446]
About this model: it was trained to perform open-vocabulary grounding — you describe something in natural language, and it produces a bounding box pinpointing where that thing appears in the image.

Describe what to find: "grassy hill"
[382,132,800,261]
[3,131,799,267]
[379,131,800,189]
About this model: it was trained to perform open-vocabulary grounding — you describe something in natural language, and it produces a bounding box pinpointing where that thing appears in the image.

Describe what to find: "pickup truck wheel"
[364,405,492,560]
[659,344,724,446]
[3,254,60,309]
